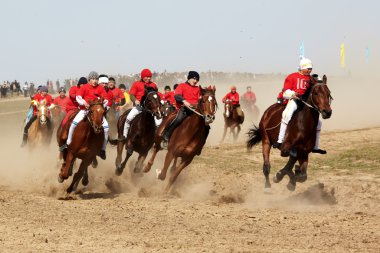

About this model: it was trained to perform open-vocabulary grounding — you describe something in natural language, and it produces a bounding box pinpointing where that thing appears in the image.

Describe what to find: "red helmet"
[141,69,152,79]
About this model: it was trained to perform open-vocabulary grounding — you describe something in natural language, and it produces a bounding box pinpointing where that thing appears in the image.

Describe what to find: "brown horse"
[27,100,54,148]
[109,90,162,176]
[144,86,217,193]
[161,101,176,118]
[57,99,105,193]
[50,105,65,131]
[221,100,244,143]
[247,75,332,191]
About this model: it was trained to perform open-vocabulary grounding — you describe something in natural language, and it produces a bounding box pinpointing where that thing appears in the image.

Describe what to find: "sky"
[0,0,379,83]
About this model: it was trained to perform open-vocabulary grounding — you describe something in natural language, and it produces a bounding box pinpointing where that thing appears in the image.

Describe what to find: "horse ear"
[212,85,216,92]
[323,75,327,84]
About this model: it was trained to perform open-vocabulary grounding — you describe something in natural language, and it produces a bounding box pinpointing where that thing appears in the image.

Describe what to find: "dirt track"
[1,77,380,252]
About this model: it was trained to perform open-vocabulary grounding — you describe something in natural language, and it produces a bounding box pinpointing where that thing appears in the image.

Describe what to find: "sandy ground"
[0,77,379,252]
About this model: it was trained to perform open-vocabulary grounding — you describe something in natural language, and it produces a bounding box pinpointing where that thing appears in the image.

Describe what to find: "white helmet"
[299,58,313,70]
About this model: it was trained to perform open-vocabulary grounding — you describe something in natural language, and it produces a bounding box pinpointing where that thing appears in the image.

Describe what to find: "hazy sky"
[1,0,378,83]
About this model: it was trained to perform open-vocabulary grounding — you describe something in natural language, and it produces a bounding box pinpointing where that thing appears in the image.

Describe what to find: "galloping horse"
[57,99,105,193]
[247,75,332,191]
[27,100,53,148]
[144,86,217,193]
[221,100,244,143]
[109,89,162,176]
[50,105,65,130]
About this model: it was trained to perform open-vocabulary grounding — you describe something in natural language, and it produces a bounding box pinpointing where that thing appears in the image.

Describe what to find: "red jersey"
[129,80,158,102]
[164,91,176,105]
[77,83,107,103]
[243,91,256,103]
[175,82,200,106]
[53,96,70,112]
[33,93,53,115]
[282,72,311,96]
[222,92,240,105]
[105,89,113,107]
[109,87,124,104]
[65,86,80,112]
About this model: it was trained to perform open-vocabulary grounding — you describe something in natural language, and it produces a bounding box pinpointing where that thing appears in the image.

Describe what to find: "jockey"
[121,68,161,140]
[98,75,114,108]
[60,71,109,160]
[61,77,87,127]
[118,83,132,110]
[108,77,126,120]
[273,58,326,154]
[242,86,256,104]
[161,71,201,147]
[222,86,243,117]
[21,86,54,147]
[53,87,70,114]
[163,85,176,106]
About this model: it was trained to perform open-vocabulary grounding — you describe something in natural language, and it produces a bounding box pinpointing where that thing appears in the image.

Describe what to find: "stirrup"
[272,142,282,149]
[59,144,68,152]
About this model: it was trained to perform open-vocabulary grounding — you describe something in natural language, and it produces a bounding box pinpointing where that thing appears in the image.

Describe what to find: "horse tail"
[108,138,119,146]
[247,124,262,150]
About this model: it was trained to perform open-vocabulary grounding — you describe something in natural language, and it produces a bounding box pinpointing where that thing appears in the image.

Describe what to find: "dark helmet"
[118,84,126,90]
[59,87,66,93]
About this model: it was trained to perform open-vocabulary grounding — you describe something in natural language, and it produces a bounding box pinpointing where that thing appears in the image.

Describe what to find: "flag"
[340,43,345,68]
[299,41,305,59]
[365,46,370,63]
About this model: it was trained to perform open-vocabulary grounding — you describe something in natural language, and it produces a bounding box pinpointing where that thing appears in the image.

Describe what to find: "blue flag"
[299,41,305,59]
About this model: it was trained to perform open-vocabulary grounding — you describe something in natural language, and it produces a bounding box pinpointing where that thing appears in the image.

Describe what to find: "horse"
[221,100,244,143]
[27,100,54,148]
[161,101,176,118]
[241,100,260,123]
[50,105,65,131]
[109,90,162,176]
[144,86,217,193]
[57,99,105,193]
[106,105,118,140]
[247,75,332,191]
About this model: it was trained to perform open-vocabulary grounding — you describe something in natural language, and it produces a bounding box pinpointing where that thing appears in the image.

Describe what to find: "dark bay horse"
[57,99,105,193]
[27,100,54,148]
[109,90,162,176]
[247,75,332,191]
[161,101,176,118]
[144,86,217,193]
[221,100,244,143]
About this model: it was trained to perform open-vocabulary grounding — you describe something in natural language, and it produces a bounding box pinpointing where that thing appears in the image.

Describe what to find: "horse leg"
[82,159,92,186]
[143,144,160,173]
[164,157,193,194]
[273,156,297,184]
[221,124,227,143]
[134,153,146,174]
[170,157,178,174]
[157,150,175,181]
[262,142,272,191]
[115,141,125,169]
[58,151,74,182]
[91,158,98,168]
[295,155,309,183]
[235,124,241,141]
[115,145,133,176]
[67,159,90,193]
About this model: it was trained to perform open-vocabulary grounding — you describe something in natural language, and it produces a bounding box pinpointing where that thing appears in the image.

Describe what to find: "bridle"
[296,83,333,114]
[143,91,162,118]
[86,103,104,134]
[194,92,218,123]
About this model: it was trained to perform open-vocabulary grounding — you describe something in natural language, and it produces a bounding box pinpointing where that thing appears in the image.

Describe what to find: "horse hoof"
[92,160,98,168]
[156,169,164,180]
[263,187,272,194]
[57,175,64,183]
[273,173,282,183]
[287,183,296,191]
[115,167,123,176]
[82,178,89,186]
[295,174,307,183]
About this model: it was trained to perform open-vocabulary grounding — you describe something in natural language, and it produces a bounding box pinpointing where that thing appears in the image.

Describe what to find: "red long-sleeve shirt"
[77,83,107,103]
[164,91,176,105]
[222,92,240,105]
[129,81,158,102]
[53,96,70,112]
[32,93,53,115]
[282,72,311,96]
[243,91,256,103]
[65,86,80,112]
[109,87,124,104]
[174,82,200,107]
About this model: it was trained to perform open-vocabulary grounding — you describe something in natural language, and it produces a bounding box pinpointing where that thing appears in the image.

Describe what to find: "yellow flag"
[340,43,345,68]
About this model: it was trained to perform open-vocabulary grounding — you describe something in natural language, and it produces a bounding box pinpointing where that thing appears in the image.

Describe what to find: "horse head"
[308,75,333,119]
[87,98,105,134]
[144,91,162,119]
[37,100,49,125]
[161,101,175,117]
[199,85,217,124]
[224,99,233,118]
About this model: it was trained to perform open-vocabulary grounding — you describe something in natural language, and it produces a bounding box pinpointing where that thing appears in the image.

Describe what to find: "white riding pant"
[277,99,323,148]
[67,110,109,151]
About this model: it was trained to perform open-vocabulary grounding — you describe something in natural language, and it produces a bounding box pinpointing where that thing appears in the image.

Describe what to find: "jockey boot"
[272,142,282,149]
[312,148,327,154]
[20,133,28,147]
[98,150,106,160]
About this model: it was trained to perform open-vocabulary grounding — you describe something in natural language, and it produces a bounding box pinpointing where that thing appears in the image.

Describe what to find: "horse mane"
[88,98,104,106]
